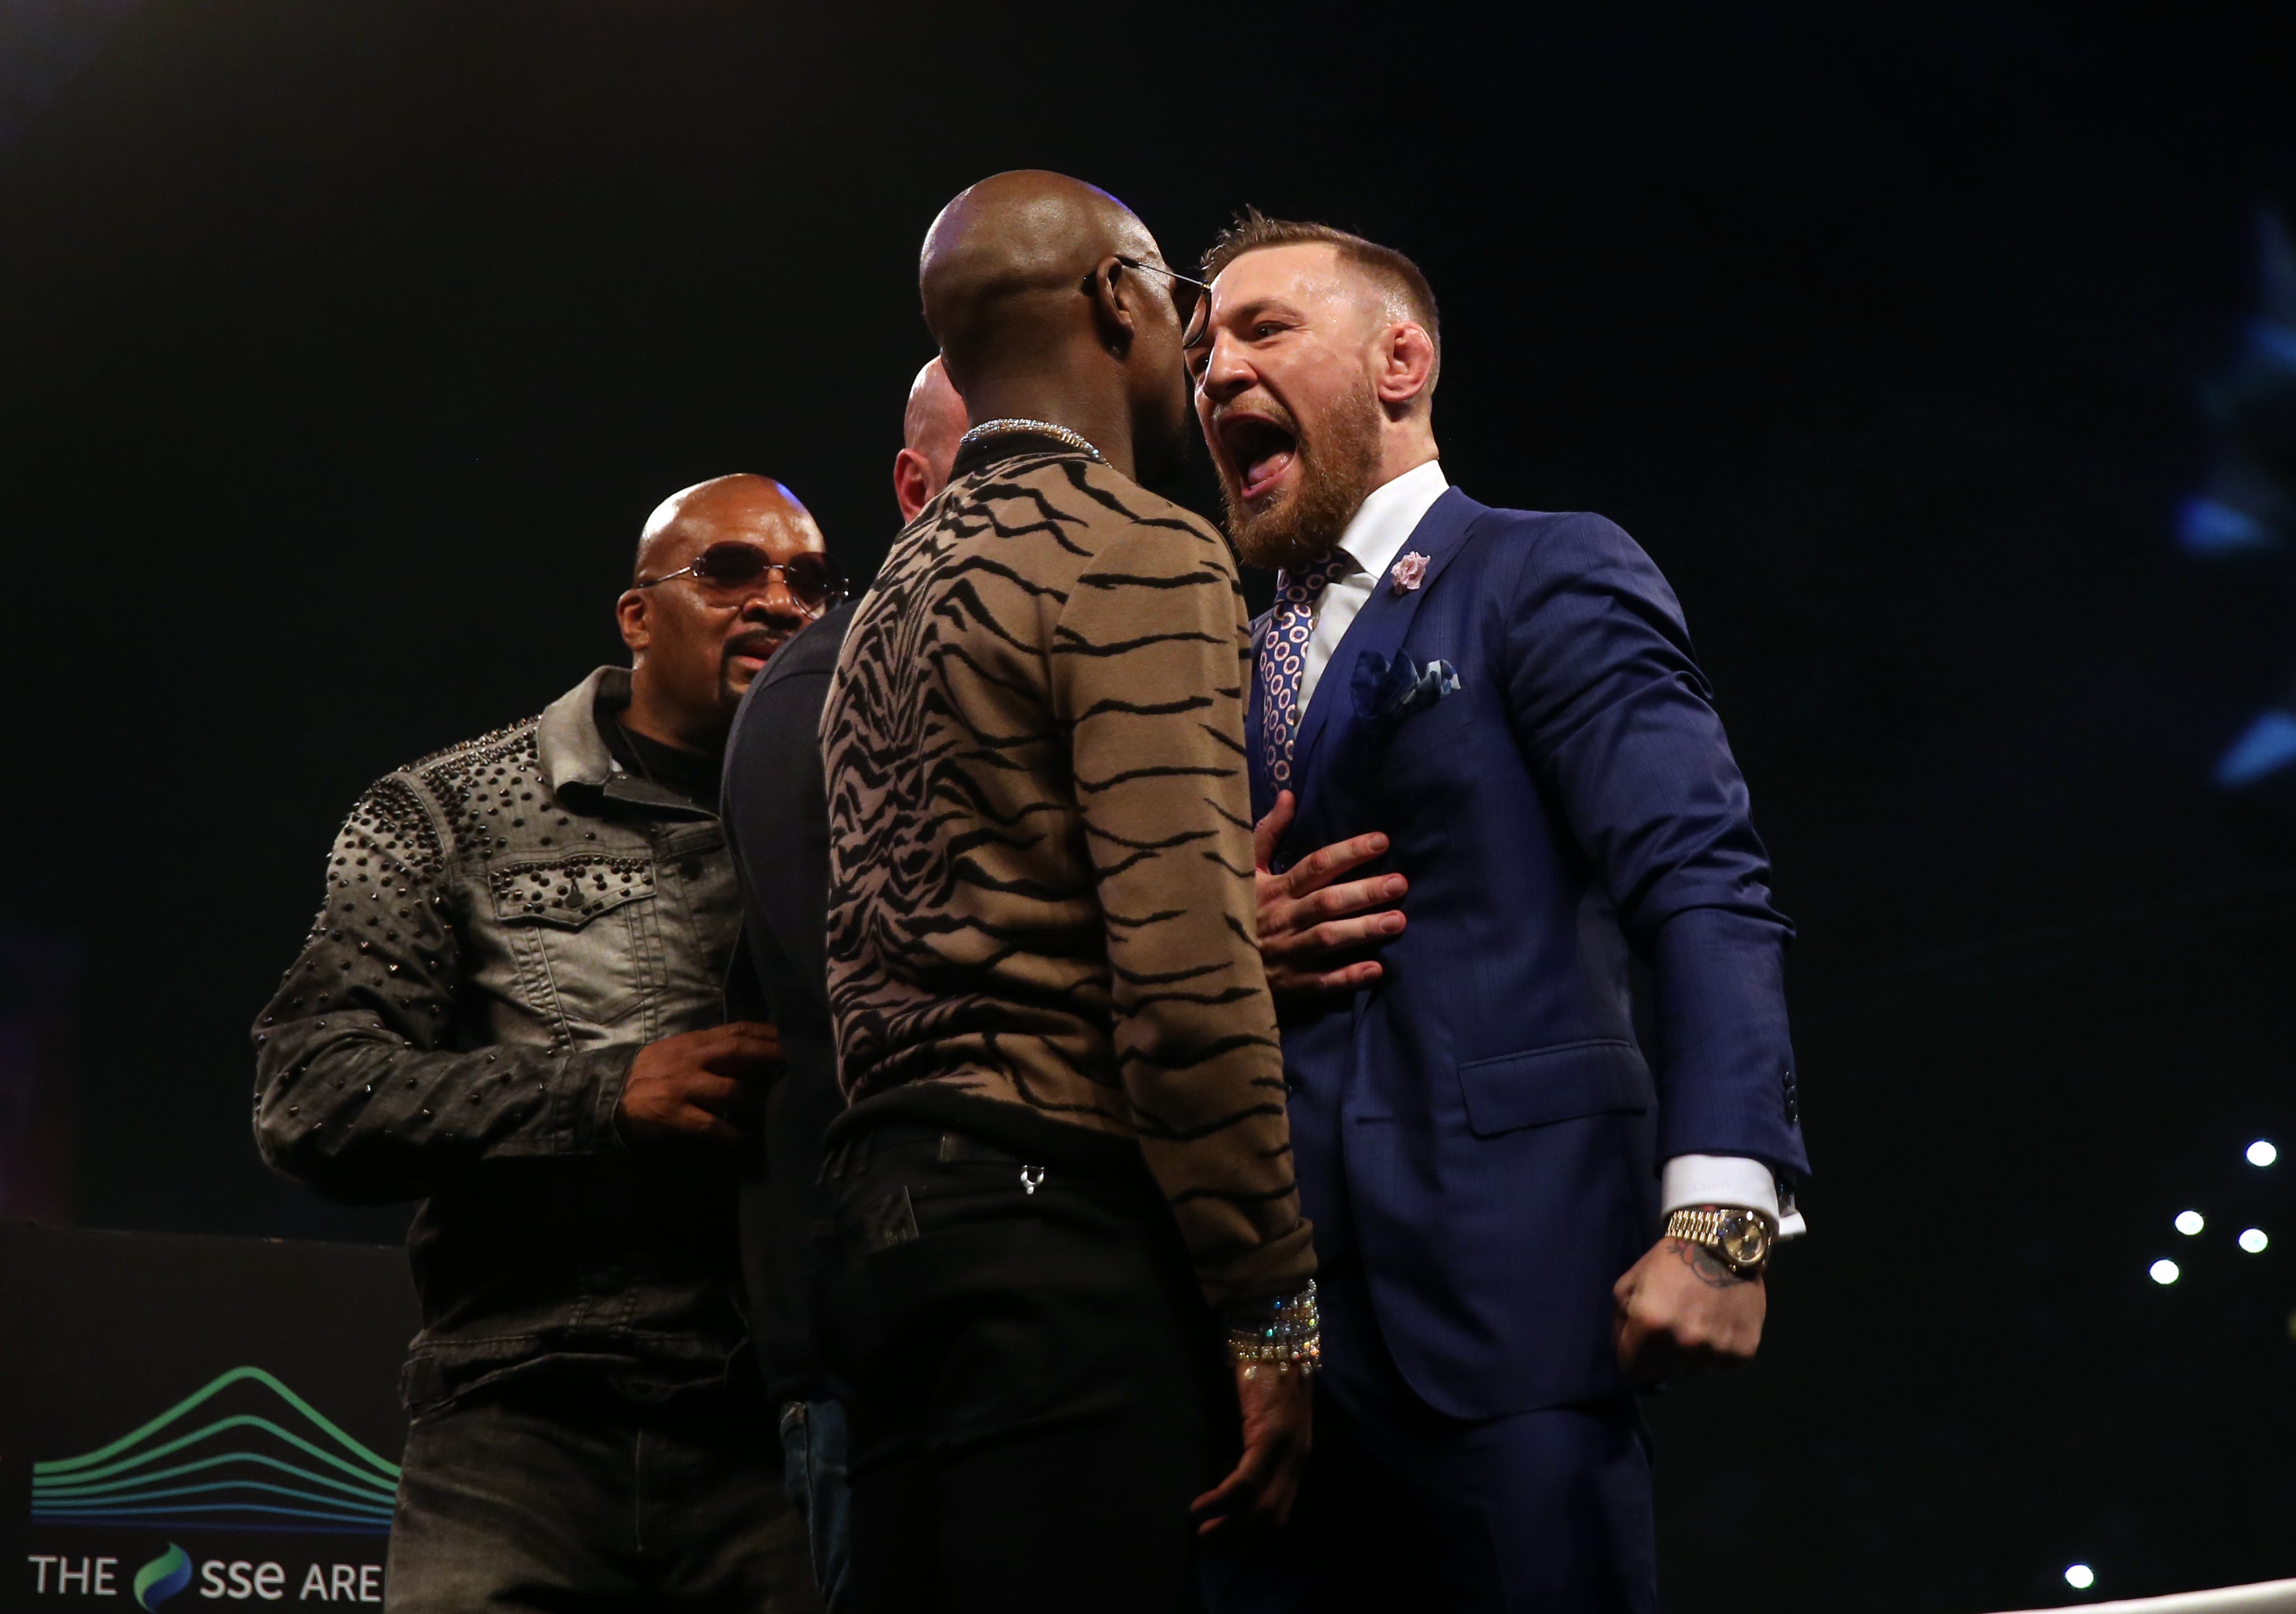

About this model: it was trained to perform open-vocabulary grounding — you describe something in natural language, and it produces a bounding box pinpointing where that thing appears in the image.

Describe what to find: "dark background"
[2,2,2294,1607]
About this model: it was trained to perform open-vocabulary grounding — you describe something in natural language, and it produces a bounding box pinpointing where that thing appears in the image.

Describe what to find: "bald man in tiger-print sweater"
[822,438,1312,1299]
[811,170,1315,1614]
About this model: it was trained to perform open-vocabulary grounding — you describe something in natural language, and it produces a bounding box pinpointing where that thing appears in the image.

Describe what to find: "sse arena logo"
[25,1549,382,1608]
[20,1367,396,1606]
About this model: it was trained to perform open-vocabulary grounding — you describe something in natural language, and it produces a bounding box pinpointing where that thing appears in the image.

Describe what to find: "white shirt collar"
[1334,459,1450,583]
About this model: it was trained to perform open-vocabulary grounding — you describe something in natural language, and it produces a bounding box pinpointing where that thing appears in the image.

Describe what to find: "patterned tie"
[1259,553,1354,792]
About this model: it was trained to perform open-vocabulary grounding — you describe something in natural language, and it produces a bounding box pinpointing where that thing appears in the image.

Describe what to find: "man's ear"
[616,590,650,660]
[893,449,935,523]
[1375,322,1438,413]
[1087,255,1138,356]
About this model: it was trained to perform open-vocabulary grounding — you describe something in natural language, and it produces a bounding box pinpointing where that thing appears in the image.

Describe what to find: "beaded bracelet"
[1227,1280,1322,1377]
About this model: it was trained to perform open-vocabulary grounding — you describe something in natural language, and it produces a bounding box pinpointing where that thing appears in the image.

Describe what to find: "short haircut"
[1201,209,1440,388]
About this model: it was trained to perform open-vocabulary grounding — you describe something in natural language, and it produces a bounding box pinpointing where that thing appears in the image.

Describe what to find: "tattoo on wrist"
[1669,1237,1752,1289]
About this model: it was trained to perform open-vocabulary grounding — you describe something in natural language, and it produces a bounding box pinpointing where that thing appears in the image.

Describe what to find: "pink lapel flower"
[1389,551,1430,596]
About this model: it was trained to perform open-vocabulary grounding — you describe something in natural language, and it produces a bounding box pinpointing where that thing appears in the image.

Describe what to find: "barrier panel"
[1990,1587,2296,1614]
[1,1224,414,1611]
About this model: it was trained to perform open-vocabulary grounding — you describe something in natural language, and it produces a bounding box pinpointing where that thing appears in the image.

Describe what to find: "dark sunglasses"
[635,543,848,611]
[1116,256,1213,353]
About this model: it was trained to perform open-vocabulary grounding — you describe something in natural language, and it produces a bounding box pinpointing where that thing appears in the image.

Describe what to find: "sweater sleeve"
[1050,514,1317,1305]
[251,775,632,1204]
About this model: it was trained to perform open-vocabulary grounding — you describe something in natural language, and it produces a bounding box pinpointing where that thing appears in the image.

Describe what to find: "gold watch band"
[1664,1206,1777,1273]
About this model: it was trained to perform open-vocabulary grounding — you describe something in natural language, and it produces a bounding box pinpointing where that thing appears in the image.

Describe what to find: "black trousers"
[818,1115,1231,1614]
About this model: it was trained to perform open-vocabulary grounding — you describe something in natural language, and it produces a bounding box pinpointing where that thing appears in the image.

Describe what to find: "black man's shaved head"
[919,170,1159,399]
[632,473,818,584]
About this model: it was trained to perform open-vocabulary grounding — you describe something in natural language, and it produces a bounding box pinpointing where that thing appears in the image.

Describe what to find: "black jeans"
[818,1116,1231,1614]
[384,1370,820,1613]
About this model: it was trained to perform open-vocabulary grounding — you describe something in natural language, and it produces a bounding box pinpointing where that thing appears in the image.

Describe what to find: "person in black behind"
[723,359,968,1610]
[725,596,855,1604]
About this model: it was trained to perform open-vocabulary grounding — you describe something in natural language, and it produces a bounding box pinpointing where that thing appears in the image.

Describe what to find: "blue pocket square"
[1353,653,1462,722]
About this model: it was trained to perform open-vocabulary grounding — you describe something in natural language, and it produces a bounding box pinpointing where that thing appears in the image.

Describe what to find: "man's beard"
[1218,388,1385,572]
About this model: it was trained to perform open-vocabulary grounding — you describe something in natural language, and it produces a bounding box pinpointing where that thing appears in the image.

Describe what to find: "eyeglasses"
[635,543,848,612]
[1116,256,1214,353]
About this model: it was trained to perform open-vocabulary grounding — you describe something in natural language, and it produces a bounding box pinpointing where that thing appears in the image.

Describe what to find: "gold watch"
[1665,1206,1776,1276]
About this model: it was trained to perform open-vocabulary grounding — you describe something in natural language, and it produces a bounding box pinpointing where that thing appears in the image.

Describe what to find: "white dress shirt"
[1286,459,1805,1238]
[1292,459,1451,718]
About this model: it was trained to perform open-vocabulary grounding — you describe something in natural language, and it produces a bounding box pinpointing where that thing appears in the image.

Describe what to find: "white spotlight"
[2249,1140,2279,1168]
[2175,1210,2206,1236]
[2149,1259,2180,1285]
[2239,1228,2269,1254]
[2065,1564,2096,1590]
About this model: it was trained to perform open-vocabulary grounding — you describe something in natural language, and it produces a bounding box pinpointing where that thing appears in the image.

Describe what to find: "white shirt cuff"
[1662,1155,1807,1238]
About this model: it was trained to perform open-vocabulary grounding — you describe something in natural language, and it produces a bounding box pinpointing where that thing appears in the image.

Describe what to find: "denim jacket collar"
[537,667,623,795]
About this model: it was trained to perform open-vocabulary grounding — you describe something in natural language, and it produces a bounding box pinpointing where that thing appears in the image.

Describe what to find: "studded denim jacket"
[252,668,755,1409]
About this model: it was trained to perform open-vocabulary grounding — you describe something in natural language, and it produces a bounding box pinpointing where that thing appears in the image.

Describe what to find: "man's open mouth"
[1218,410,1299,504]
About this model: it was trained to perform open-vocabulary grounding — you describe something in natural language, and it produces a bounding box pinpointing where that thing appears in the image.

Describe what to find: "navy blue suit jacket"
[1249,487,1806,1419]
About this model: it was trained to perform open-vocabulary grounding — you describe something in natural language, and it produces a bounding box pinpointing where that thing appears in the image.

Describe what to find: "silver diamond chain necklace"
[959,418,1106,463]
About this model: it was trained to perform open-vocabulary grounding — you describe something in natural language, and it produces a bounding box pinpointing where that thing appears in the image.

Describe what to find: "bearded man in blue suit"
[1187,213,1810,1613]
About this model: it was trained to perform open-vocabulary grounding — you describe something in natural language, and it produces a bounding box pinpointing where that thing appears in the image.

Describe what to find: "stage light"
[2175,1210,2206,1236]
[2249,1140,2278,1167]
[2149,1259,2180,1285]
[2239,1228,2269,1253]
[2066,1564,2096,1590]
[2216,711,2296,785]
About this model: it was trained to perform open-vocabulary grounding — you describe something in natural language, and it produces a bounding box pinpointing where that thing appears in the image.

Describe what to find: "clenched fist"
[1612,1234,1766,1380]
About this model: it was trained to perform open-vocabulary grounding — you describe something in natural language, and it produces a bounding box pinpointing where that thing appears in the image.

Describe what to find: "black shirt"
[597,703,724,806]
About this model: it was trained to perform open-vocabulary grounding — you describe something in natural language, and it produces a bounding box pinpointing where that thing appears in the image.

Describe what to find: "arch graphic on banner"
[29,1365,400,1534]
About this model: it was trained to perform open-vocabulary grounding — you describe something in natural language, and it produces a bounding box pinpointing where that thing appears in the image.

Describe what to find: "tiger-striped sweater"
[820,438,1313,1304]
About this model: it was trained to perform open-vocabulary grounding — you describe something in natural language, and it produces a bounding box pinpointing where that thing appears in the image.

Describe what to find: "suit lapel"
[1287,487,1486,795]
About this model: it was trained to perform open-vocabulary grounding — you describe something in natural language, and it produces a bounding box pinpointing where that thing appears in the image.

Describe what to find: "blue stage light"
[2239,1228,2269,1254]
[2065,1564,2095,1590]
[2178,496,2278,556]
[2175,1210,2205,1236]
[2216,714,2296,788]
[2149,1259,2180,1285]
[2249,1140,2279,1168]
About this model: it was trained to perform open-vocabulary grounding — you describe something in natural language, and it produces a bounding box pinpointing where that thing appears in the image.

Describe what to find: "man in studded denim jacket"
[254,474,841,1613]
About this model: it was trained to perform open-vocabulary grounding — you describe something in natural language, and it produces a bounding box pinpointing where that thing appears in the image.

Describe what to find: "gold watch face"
[1717,1211,1771,1268]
